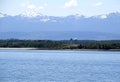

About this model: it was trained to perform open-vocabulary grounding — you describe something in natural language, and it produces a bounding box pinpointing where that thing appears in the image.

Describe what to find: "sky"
[0,0,120,17]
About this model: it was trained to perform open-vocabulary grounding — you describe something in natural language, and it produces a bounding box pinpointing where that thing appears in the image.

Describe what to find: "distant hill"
[0,31,119,40]
[0,12,120,40]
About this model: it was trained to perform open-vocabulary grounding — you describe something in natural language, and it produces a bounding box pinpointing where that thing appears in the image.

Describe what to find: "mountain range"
[0,12,120,40]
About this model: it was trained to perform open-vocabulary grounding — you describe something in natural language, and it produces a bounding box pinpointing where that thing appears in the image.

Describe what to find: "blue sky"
[0,0,120,16]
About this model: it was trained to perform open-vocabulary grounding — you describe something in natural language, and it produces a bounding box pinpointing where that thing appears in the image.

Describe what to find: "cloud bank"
[20,1,47,17]
[64,0,78,8]
[92,2,103,7]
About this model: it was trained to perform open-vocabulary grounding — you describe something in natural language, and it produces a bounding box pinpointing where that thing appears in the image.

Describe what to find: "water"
[0,50,120,82]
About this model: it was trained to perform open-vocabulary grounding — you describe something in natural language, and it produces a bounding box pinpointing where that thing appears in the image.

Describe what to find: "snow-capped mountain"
[0,12,7,18]
[0,12,120,40]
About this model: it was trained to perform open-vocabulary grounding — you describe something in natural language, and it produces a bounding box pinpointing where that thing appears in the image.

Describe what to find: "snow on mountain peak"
[0,12,7,18]
[20,11,43,17]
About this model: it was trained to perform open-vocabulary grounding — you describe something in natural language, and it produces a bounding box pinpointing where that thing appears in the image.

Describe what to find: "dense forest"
[0,39,120,50]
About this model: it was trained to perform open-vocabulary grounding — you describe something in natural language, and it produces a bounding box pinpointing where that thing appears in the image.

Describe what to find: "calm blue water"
[0,50,120,82]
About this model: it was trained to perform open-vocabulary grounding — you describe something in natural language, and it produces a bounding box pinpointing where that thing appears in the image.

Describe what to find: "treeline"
[0,39,120,50]
[0,40,67,49]
[78,42,120,49]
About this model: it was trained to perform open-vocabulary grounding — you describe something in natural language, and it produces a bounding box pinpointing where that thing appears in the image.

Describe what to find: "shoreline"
[0,48,37,50]
[0,48,120,51]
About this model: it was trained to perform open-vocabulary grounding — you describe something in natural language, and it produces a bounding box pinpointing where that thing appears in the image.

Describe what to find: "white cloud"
[92,2,103,7]
[43,3,48,7]
[20,1,48,17]
[39,4,48,10]
[64,0,78,8]
[27,4,36,9]
[21,1,46,10]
